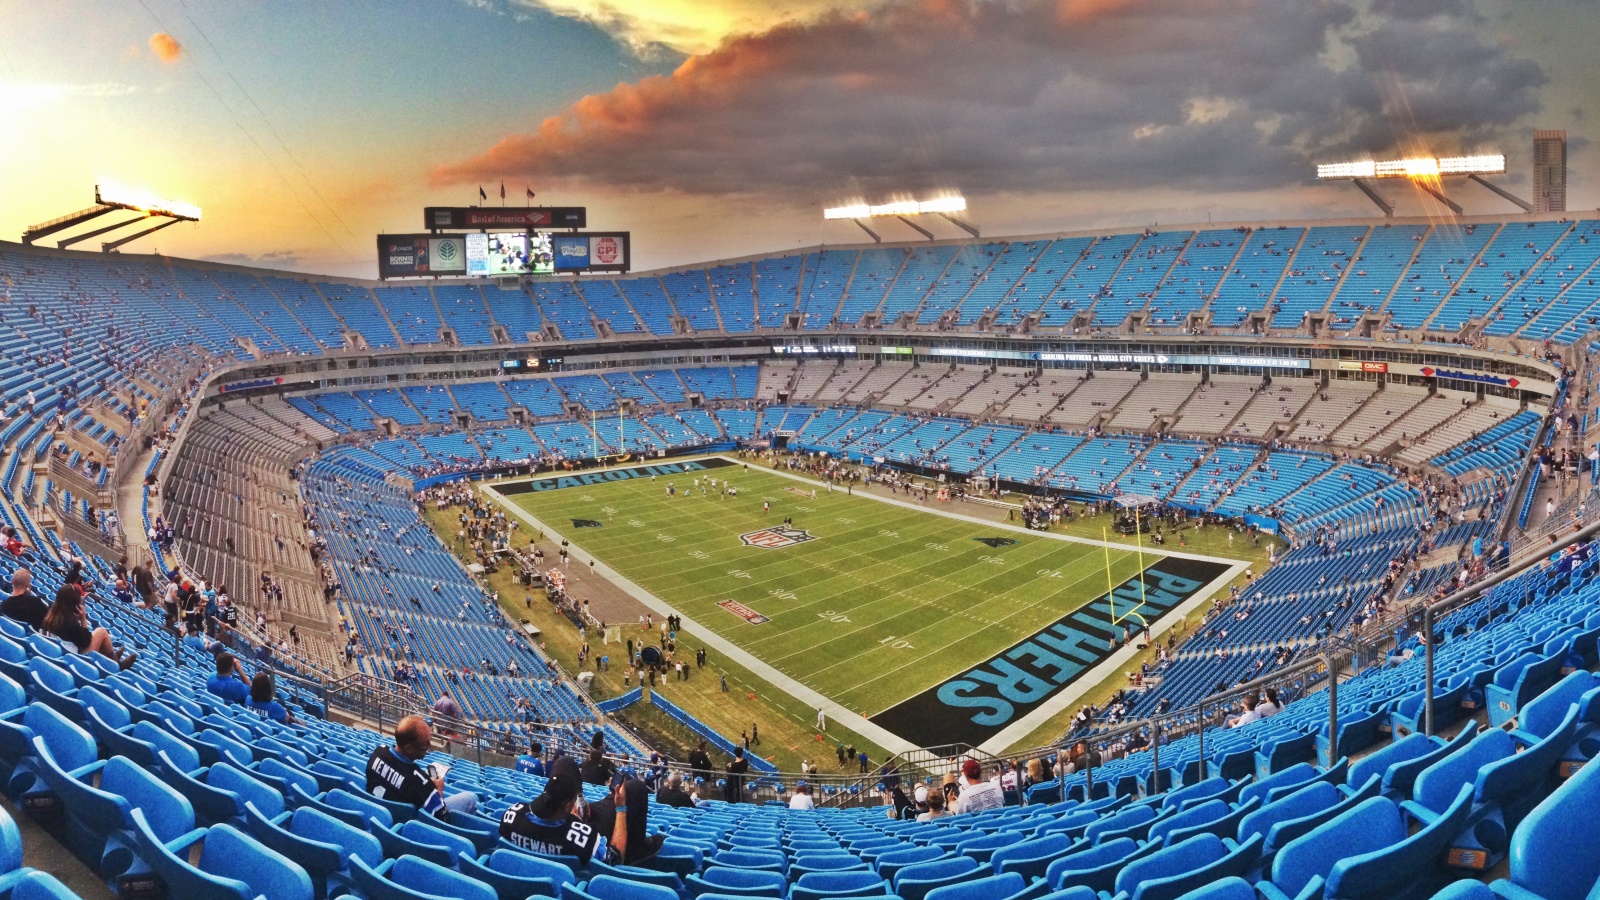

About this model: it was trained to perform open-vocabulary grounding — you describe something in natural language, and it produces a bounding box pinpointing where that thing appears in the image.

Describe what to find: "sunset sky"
[2,0,1595,278]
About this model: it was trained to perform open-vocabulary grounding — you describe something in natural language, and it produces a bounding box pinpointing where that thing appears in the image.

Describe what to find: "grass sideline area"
[422,458,1273,768]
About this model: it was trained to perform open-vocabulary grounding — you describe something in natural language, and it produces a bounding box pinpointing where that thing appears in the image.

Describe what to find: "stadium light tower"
[823,195,977,242]
[1314,154,1529,216]
[22,184,202,252]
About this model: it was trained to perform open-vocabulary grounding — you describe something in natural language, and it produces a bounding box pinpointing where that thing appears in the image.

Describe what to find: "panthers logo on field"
[739,525,816,549]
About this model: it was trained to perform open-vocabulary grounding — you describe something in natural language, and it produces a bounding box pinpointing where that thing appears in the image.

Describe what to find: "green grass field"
[500,461,1163,719]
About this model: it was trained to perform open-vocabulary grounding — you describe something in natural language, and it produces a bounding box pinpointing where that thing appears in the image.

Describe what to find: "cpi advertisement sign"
[552,232,631,273]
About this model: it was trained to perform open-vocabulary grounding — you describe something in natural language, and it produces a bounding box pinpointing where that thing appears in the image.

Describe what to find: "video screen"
[466,231,553,276]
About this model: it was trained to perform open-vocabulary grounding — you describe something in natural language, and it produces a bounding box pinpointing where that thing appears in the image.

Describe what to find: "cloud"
[149,32,182,64]
[432,0,1546,204]
[508,0,868,55]
[200,250,303,270]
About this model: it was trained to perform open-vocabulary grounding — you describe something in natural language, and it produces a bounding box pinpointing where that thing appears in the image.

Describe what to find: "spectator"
[206,652,250,705]
[787,782,814,810]
[724,747,749,802]
[955,759,1004,814]
[39,586,138,670]
[881,784,916,820]
[365,714,479,819]
[0,569,47,631]
[500,757,623,863]
[515,741,546,777]
[1256,688,1282,718]
[581,743,616,787]
[247,672,295,725]
[687,741,712,781]
[431,693,461,720]
[586,776,665,865]
[918,788,951,822]
[655,772,694,808]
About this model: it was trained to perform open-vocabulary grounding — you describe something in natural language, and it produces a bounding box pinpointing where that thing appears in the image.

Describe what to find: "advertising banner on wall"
[377,234,469,278]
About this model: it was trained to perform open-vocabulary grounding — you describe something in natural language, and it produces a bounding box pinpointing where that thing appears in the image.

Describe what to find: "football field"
[486,457,1240,751]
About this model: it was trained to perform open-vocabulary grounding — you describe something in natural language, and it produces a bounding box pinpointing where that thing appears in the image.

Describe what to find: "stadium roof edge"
[1,207,1593,287]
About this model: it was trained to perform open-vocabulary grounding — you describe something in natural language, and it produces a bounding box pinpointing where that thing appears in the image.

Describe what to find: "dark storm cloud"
[431,0,1547,200]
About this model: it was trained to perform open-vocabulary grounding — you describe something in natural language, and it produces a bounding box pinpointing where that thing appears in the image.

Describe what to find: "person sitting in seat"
[366,714,479,820]
[246,672,296,725]
[0,569,47,631]
[206,652,250,705]
[39,585,138,670]
[500,757,627,865]
[655,772,694,808]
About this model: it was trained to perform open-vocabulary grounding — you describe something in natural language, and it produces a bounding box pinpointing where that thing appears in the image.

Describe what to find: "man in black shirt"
[500,758,625,865]
[724,748,749,803]
[0,570,47,631]
[687,741,712,781]
[365,715,478,819]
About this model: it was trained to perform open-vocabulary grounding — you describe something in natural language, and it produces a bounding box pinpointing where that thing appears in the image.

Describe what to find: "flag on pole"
[526,186,536,200]
[478,186,487,201]
[500,181,506,199]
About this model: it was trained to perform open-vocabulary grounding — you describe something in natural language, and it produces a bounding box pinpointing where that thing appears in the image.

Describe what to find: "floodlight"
[95,184,203,221]
[1315,154,1504,180]
[823,195,967,219]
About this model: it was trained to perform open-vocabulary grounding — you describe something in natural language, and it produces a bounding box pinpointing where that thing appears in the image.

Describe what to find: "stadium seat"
[129,808,313,900]
[243,801,381,900]
[350,853,496,900]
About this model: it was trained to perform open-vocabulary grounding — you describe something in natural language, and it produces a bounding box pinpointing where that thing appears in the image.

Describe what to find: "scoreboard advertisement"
[424,206,587,229]
[378,230,630,279]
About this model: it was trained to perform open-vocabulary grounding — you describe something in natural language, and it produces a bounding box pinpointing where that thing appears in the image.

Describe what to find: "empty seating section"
[1212,451,1334,518]
[637,370,687,404]
[376,286,444,345]
[1226,377,1315,438]
[1388,222,1498,328]
[432,284,498,345]
[1427,409,1543,477]
[662,271,719,331]
[1328,384,1425,446]
[754,256,802,327]
[795,249,854,328]
[729,366,760,399]
[879,418,967,466]
[755,360,797,402]
[678,367,737,400]
[616,276,676,335]
[601,371,661,406]
[502,378,567,417]
[1172,444,1257,510]
[554,375,620,411]
[951,241,1047,325]
[482,282,545,341]
[915,243,994,325]
[475,426,541,460]
[881,246,956,323]
[530,282,596,340]
[1001,236,1094,327]
[320,283,399,348]
[713,409,757,440]
[355,389,423,426]
[449,382,513,422]
[532,420,600,458]
[402,386,459,424]
[1285,381,1374,444]
[1493,221,1600,339]
[1147,230,1246,326]
[905,366,988,411]
[988,431,1083,484]
[1048,437,1149,494]
[1211,227,1304,326]
[1327,224,1426,328]
[1041,232,1142,327]
[574,281,644,334]
[835,247,905,324]
[837,413,919,458]
[1093,232,1191,327]
[950,369,1027,417]
[1174,376,1259,436]
[311,392,378,431]
[1108,375,1198,432]
[1430,220,1573,332]
[1053,371,1140,426]
[1116,440,1208,499]
[262,275,348,348]
[786,360,836,401]
[1269,225,1368,328]
[210,270,321,352]
[708,263,757,332]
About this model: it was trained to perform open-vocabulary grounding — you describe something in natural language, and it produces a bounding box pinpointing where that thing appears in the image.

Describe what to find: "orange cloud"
[149,33,182,64]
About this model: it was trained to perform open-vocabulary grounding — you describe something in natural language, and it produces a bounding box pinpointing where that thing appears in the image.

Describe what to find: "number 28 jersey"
[499,804,608,865]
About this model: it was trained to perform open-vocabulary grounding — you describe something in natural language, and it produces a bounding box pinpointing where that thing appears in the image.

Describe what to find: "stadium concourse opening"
[482,455,1243,754]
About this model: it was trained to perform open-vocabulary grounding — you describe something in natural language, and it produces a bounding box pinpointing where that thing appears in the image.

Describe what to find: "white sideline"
[479,455,1246,757]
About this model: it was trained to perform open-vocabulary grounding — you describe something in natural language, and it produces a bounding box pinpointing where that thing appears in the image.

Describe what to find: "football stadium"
[1,3,1599,900]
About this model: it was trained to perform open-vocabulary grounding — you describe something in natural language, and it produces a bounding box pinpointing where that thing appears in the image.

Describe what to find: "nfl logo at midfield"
[739,525,816,549]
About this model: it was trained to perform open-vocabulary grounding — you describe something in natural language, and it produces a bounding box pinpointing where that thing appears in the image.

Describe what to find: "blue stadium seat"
[243,801,381,900]
[129,808,313,900]
[790,870,890,900]
[351,853,496,900]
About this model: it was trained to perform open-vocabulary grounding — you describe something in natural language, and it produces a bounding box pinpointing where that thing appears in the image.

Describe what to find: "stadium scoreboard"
[377,230,631,279]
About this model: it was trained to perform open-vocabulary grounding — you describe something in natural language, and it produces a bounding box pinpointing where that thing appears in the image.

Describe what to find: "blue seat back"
[207,763,284,819]
[102,756,194,843]
[390,855,495,900]
[1237,781,1339,844]
[325,788,394,828]
[1269,797,1406,896]
[1412,730,1514,814]
[23,703,95,771]
[135,722,200,772]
